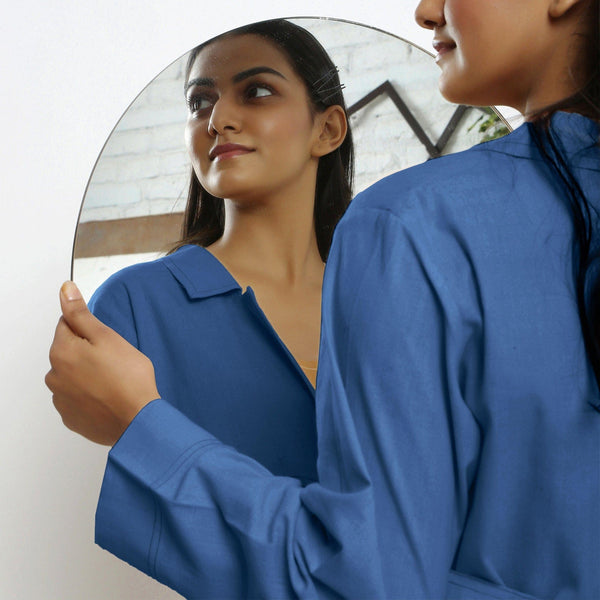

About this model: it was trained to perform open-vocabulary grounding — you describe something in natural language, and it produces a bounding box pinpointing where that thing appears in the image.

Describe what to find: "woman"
[48,2,599,599]
[81,19,352,482]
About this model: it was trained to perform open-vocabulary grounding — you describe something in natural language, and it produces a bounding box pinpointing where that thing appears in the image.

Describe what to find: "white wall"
[0,3,504,599]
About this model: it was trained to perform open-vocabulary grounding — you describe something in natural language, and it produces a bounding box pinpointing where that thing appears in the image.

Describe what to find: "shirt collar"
[546,112,599,170]
[163,244,241,299]
[484,111,599,167]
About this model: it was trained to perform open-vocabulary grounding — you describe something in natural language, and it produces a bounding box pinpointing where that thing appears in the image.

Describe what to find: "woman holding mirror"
[68,19,352,480]
[48,1,599,599]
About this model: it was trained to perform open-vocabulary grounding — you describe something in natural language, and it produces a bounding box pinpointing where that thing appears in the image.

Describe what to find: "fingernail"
[61,281,82,301]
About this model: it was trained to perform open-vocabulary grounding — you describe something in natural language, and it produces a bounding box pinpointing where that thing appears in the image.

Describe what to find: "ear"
[311,105,348,158]
[548,0,584,19]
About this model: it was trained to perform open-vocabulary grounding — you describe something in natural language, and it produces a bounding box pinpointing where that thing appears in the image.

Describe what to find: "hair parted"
[171,19,354,262]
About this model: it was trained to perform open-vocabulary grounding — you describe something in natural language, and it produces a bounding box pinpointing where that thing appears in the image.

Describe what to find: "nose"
[415,0,446,29]
[207,96,240,137]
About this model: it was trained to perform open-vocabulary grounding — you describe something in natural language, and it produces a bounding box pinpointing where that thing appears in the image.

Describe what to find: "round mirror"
[72,17,510,300]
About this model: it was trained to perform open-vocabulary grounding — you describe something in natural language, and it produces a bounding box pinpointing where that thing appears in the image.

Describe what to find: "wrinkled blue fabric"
[94,112,600,599]
[89,245,318,483]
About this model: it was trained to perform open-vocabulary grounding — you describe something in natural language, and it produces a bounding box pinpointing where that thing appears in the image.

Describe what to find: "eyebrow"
[233,66,286,83]
[185,66,287,93]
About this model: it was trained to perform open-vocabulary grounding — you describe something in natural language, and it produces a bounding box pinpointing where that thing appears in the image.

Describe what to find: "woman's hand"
[46,281,160,446]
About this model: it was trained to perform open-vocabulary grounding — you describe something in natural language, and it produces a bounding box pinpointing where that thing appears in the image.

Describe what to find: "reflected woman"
[86,19,352,481]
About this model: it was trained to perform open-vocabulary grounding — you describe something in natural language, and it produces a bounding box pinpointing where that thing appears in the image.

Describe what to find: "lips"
[432,39,457,60]
[209,143,254,162]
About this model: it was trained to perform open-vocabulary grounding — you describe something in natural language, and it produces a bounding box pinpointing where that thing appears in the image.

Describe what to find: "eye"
[186,94,214,114]
[245,83,274,99]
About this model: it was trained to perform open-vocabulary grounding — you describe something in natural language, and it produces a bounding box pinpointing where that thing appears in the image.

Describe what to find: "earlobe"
[312,105,348,158]
[548,0,583,19]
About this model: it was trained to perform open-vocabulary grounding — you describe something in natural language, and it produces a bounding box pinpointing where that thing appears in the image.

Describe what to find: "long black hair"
[171,19,354,262]
[529,0,600,399]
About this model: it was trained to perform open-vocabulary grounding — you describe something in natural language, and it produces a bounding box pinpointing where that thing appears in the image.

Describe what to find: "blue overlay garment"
[93,113,600,599]
[89,245,318,484]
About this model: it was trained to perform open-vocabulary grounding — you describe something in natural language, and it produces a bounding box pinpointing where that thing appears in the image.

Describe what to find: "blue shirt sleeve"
[95,199,481,599]
[88,274,139,348]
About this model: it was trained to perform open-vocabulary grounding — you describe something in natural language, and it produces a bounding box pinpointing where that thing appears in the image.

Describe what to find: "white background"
[0,2,436,598]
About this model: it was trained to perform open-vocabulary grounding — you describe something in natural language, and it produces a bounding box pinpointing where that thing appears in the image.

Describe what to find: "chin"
[438,74,462,104]
[202,176,257,201]
[438,80,494,109]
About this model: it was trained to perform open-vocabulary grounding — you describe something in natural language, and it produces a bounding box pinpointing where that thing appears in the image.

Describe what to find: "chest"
[135,290,319,482]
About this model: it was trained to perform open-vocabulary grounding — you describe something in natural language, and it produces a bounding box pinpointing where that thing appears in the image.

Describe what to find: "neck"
[520,5,592,117]
[207,180,324,289]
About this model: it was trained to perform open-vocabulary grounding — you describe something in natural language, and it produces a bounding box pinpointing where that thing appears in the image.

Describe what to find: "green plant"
[468,107,510,142]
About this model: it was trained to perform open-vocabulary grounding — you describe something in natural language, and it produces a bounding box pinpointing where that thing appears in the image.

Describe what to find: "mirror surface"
[72,17,510,300]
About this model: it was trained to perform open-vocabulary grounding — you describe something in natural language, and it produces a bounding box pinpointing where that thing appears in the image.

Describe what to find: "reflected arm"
[89,277,140,349]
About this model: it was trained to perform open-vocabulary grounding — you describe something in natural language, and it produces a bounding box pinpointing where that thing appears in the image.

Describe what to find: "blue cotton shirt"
[95,112,600,599]
[89,245,318,483]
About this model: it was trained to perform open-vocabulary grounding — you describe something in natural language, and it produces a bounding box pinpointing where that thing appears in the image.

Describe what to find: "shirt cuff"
[95,399,221,578]
[110,398,219,481]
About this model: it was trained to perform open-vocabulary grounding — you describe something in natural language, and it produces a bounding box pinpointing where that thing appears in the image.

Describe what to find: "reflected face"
[414,0,571,112]
[184,34,321,204]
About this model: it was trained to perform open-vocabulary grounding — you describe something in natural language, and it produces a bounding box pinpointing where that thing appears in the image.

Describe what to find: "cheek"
[184,122,214,188]
[446,0,481,32]
[184,121,208,166]
[257,106,315,151]
[184,122,196,160]
[446,0,488,64]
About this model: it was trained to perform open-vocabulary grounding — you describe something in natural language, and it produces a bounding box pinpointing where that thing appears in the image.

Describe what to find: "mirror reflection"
[72,17,509,300]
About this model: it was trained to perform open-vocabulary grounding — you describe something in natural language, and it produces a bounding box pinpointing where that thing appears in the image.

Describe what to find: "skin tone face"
[414,0,591,114]
[182,33,347,371]
[184,34,326,209]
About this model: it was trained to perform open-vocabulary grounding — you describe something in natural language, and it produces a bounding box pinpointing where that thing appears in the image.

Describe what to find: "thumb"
[59,281,105,341]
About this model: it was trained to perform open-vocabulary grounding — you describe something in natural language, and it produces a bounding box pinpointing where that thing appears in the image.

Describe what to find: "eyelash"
[186,95,213,113]
[186,82,275,114]
[245,83,275,99]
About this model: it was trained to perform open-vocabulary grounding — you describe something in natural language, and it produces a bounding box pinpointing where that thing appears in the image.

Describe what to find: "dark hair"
[529,0,600,400]
[172,19,354,261]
